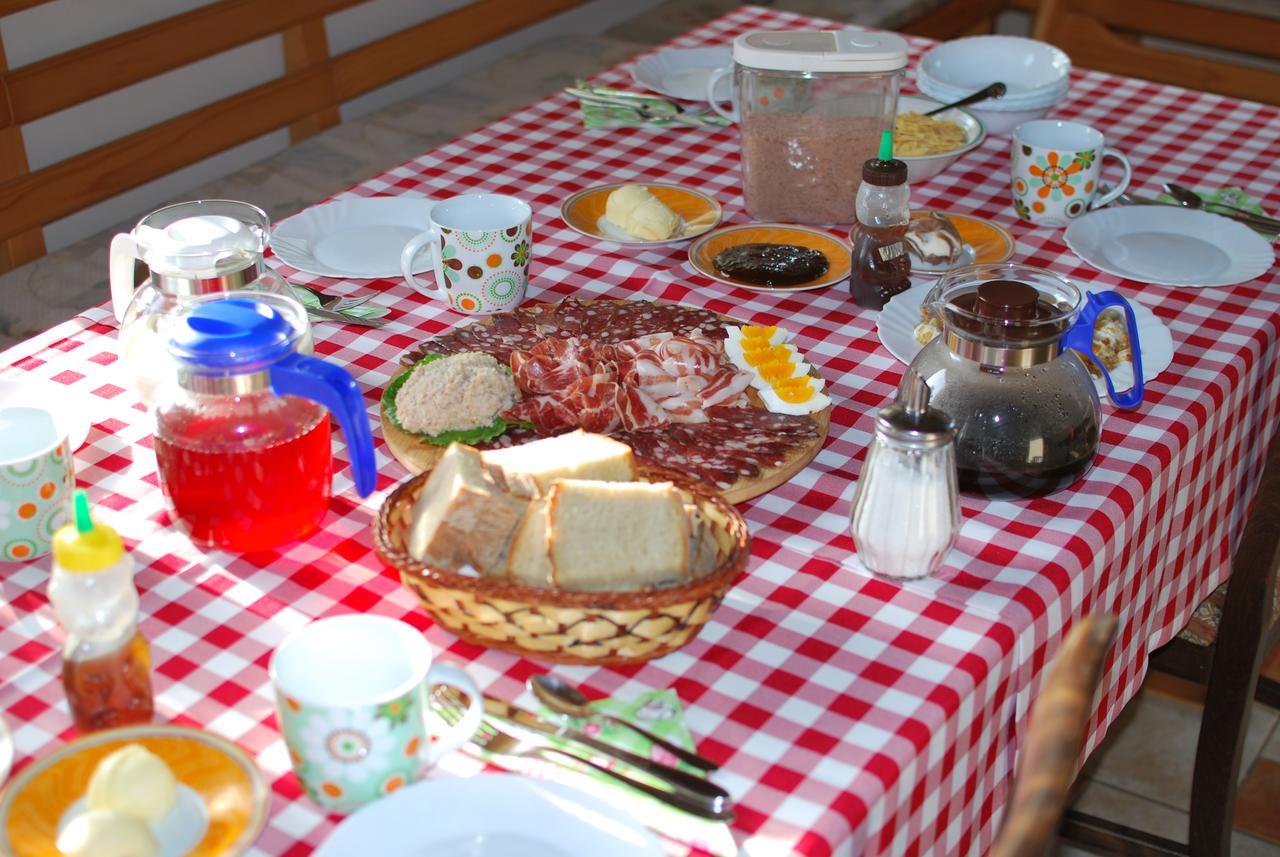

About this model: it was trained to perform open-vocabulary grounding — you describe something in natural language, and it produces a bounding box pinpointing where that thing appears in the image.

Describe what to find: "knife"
[483,696,732,810]
[304,306,390,328]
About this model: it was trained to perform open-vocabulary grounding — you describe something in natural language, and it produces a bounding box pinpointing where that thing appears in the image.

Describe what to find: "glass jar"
[708,30,907,224]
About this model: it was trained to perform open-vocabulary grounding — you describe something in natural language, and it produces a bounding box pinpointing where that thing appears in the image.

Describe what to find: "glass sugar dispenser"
[153,297,376,552]
[110,199,310,404]
[849,370,960,580]
[49,490,154,733]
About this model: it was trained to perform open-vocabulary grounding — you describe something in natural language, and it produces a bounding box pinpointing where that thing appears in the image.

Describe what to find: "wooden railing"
[0,0,587,272]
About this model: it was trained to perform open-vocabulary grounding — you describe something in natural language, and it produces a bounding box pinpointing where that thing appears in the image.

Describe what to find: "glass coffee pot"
[153,298,375,552]
[904,262,1143,498]
[110,199,307,404]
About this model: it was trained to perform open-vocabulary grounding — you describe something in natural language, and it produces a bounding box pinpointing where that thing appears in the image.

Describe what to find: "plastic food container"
[708,30,908,224]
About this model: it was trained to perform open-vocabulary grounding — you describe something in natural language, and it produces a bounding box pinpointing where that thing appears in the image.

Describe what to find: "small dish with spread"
[561,183,721,246]
[688,224,852,292]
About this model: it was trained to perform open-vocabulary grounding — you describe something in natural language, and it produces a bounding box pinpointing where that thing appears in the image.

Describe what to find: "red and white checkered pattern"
[2,5,1277,855]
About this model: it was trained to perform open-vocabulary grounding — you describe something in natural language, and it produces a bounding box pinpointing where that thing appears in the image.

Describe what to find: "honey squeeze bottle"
[49,491,154,732]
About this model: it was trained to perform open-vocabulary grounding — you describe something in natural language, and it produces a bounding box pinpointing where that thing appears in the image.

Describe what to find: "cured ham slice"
[503,397,579,434]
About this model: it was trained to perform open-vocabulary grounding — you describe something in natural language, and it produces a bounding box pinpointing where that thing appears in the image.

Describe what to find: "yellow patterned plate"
[0,724,268,857]
[688,223,853,292]
[561,183,722,246]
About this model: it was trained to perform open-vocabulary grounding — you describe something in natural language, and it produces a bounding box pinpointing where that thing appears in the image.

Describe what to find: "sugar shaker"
[848,369,959,579]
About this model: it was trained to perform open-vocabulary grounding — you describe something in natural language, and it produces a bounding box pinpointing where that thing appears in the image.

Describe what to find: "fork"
[430,686,735,822]
[290,283,372,313]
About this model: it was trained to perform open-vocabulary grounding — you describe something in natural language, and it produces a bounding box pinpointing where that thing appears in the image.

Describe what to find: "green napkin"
[567,81,732,130]
[288,285,389,319]
[1155,185,1278,239]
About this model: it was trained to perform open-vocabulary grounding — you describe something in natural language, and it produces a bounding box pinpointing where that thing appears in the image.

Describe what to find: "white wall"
[0,0,661,252]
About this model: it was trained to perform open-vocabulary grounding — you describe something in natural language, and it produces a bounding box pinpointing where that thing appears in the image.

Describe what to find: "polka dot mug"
[1011,120,1131,228]
[270,615,483,814]
[0,407,73,563]
[400,194,532,315]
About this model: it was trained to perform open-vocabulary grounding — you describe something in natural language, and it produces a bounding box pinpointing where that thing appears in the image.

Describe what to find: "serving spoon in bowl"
[924,82,1006,116]
[529,674,719,772]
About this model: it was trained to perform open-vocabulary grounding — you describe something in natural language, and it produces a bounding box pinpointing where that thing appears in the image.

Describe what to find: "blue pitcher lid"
[168,297,297,373]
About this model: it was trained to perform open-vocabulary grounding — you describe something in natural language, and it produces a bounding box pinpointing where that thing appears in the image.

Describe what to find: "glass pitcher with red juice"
[153,297,376,551]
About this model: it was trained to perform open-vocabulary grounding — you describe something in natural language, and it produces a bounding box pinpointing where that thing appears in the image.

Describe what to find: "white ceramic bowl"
[894,95,987,181]
[919,35,1071,101]
[917,71,1068,108]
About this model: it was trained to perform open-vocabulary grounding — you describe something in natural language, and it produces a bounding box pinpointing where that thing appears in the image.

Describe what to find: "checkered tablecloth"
[2,5,1278,855]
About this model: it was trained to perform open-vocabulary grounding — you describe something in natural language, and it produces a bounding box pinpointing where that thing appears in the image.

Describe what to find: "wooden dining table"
[1,5,1278,855]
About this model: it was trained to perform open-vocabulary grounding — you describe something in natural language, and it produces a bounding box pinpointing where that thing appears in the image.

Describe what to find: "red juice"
[155,398,332,551]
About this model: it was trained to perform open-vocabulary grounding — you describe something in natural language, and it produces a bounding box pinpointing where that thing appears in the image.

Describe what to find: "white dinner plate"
[0,379,93,451]
[877,282,1175,400]
[270,196,435,279]
[1063,207,1274,287]
[314,774,663,857]
[0,717,11,789]
[631,47,732,102]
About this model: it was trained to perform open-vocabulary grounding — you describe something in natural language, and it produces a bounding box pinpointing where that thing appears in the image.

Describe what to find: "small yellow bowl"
[561,183,722,245]
[688,223,853,292]
[0,724,268,857]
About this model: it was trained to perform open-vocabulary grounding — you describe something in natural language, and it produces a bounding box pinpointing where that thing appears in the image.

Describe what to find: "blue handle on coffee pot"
[1059,291,1144,410]
[269,355,377,497]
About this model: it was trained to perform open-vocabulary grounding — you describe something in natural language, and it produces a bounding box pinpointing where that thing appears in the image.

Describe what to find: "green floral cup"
[270,615,482,814]
[399,194,532,314]
[1011,120,1131,227]
[0,407,74,563]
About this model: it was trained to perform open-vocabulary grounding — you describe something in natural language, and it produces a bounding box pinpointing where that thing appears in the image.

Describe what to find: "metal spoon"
[924,82,1006,116]
[1163,182,1280,230]
[529,675,719,772]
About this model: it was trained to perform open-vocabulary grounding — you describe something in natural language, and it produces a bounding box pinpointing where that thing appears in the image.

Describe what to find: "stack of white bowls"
[916,36,1071,136]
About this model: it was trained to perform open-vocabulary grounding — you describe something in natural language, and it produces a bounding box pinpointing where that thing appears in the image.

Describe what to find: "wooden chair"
[1061,431,1280,856]
[990,613,1118,857]
[0,0,589,273]
[1032,0,1280,107]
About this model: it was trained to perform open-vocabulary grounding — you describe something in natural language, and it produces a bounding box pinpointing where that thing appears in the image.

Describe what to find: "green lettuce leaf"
[382,354,512,447]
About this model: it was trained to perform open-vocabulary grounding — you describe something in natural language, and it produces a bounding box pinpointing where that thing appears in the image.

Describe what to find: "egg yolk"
[740,325,777,340]
[756,360,796,382]
[771,377,814,403]
[743,345,791,367]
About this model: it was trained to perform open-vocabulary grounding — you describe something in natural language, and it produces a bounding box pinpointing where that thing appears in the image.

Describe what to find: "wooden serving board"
[379,301,831,505]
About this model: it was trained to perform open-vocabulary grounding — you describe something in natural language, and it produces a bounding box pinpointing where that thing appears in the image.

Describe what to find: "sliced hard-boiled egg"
[722,325,792,366]
[749,358,811,390]
[759,377,831,415]
[741,342,798,368]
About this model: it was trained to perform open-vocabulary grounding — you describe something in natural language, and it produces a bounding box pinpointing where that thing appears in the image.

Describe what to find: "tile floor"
[2,0,1278,852]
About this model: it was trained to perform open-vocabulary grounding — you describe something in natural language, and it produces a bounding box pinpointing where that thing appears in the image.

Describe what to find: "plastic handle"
[1060,291,1145,409]
[1090,148,1132,209]
[268,353,377,497]
[109,233,140,323]
[705,65,737,122]
[399,227,440,298]
[422,662,483,767]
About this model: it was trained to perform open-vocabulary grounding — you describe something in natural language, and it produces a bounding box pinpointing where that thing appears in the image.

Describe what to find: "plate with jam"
[687,224,852,291]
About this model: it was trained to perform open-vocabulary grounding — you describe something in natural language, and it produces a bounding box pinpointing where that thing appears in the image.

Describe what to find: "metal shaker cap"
[877,369,953,448]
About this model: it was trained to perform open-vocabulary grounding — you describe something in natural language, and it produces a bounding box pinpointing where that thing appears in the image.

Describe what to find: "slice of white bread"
[506,497,553,587]
[544,479,690,591]
[481,430,636,498]
[407,443,527,575]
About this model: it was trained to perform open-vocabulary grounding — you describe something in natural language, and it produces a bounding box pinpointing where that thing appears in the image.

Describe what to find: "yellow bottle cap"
[52,490,124,572]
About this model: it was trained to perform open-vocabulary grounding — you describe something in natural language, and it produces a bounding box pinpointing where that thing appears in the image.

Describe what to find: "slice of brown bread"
[507,497,553,587]
[545,479,689,591]
[407,443,527,575]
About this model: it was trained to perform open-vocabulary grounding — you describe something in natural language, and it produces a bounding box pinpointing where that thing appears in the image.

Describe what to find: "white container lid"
[732,29,908,73]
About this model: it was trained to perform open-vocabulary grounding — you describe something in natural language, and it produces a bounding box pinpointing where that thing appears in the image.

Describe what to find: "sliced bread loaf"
[407,443,527,575]
[545,479,689,591]
[507,497,552,587]
[481,430,636,498]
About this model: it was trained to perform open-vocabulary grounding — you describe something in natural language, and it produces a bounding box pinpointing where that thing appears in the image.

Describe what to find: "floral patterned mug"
[0,407,73,563]
[400,194,533,314]
[270,615,483,814]
[1010,120,1131,227]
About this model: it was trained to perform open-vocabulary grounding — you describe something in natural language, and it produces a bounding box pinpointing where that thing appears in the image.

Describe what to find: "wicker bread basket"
[373,468,751,665]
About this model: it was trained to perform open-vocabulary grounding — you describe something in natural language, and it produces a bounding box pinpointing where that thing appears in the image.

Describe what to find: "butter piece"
[605,185,680,241]
[86,745,177,822]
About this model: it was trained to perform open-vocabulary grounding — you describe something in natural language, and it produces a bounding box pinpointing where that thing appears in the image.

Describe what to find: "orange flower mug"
[269,615,482,814]
[1011,120,1131,228]
[0,407,73,563]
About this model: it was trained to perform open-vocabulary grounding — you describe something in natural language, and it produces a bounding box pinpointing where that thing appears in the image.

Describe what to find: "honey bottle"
[849,130,912,310]
[48,491,154,732]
